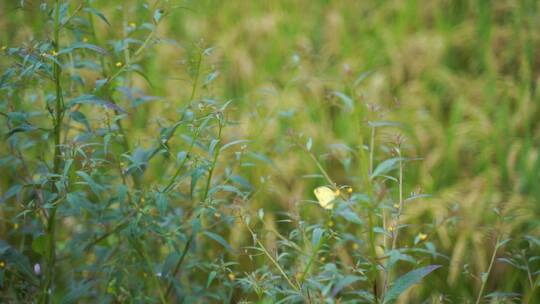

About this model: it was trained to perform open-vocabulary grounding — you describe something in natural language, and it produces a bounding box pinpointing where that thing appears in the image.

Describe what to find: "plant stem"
[363,130,379,303]
[41,1,64,302]
[524,274,540,304]
[381,152,403,299]
[164,235,193,298]
[391,153,403,250]
[162,49,204,192]
[136,240,168,304]
[369,127,375,175]
[245,223,300,292]
[475,235,501,304]
[189,51,203,104]
[164,120,223,300]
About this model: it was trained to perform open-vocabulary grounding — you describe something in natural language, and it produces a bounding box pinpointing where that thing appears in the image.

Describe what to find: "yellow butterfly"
[314,186,338,210]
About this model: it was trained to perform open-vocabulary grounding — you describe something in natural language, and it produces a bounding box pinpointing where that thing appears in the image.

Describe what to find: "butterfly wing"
[314,186,337,210]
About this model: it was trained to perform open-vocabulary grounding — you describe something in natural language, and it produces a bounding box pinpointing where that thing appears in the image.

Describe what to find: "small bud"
[129,22,137,28]
[82,37,89,43]
[319,256,326,262]
[347,187,353,194]
[0,261,5,268]
[1,46,7,51]
[418,233,428,241]
[328,221,334,227]
[335,189,341,196]
[393,203,400,209]
[51,50,58,56]
[13,223,19,229]
[388,225,395,232]
[352,243,359,250]
[228,273,235,281]
[115,61,123,67]
[34,263,41,275]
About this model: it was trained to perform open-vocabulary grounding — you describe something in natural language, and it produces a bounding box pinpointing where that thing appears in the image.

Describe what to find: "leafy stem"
[41,1,65,302]
[475,235,502,304]
[164,117,223,300]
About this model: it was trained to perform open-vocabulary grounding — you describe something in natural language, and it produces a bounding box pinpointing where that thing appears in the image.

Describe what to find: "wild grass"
[0,0,539,303]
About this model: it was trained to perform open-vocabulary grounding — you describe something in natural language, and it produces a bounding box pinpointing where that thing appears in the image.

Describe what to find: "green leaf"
[67,95,126,113]
[58,43,108,56]
[69,111,91,131]
[312,228,324,247]
[332,275,363,295]
[155,192,168,214]
[76,171,104,196]
[368,121,405,128]
[0,241,36,281]
[370,157,401,180]
[61,280,94,304]
[383,265,441,303]
[220,139,250,152]
[83,7,110,26]
[31,234,50,256]
[206,271,217,288]
[332,91,353,109]
[338,209,363,224]
[203,231,234,253]
[6,123,37,139]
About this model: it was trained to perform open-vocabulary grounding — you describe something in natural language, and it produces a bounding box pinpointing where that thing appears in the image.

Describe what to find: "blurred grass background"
[2,0,540,301]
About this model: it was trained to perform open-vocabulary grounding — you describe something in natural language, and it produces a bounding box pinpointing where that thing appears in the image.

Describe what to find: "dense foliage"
[1,1,539,303]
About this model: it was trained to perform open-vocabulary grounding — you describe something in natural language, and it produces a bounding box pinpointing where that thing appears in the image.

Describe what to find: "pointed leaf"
[383,265,441,303]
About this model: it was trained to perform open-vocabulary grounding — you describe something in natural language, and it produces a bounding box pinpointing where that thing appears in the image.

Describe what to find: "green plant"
[0,1,249,302]
[1,0,539,303]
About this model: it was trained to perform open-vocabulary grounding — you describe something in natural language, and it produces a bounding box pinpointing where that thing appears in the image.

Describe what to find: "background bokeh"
[1,0,539,302]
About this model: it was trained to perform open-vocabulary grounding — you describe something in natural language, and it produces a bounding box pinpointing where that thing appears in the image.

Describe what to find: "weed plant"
[0,1,539,303]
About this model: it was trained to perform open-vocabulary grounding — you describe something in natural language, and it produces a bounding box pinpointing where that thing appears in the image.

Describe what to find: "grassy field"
[1,0,539,303]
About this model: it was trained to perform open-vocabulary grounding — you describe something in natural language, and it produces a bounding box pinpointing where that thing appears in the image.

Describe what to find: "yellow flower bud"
[228,273,235,281]
[115,61,123,67]
[418,233,428,241]
[0,261,5,268]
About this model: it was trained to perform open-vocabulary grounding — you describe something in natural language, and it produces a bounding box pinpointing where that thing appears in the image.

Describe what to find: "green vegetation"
[1,0,539,303]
